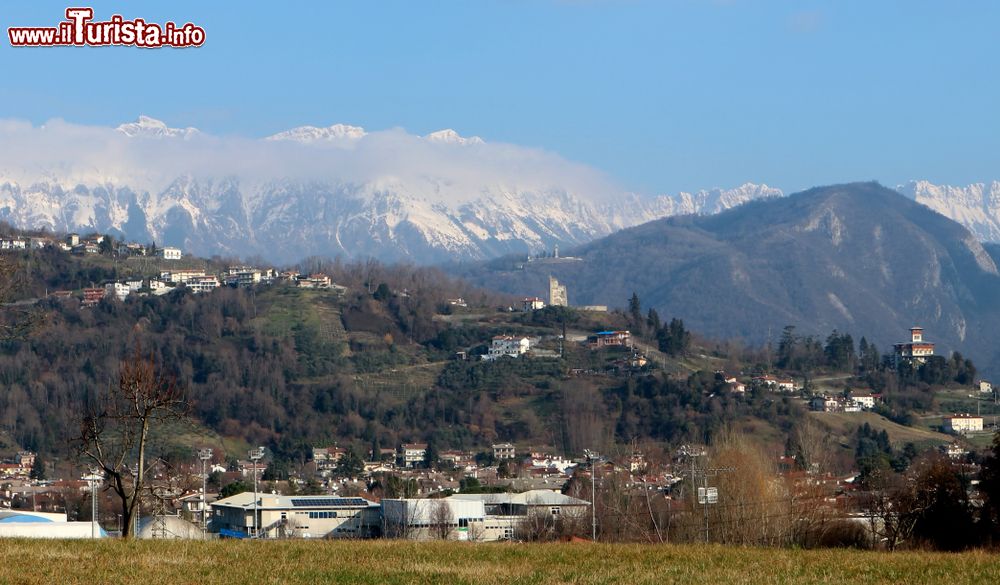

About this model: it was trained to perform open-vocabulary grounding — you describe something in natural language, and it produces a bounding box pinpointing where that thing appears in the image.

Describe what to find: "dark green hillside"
[0,250,807,466]
[0,228,989,478]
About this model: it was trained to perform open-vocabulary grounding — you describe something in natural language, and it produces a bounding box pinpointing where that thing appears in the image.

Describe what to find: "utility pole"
[686,447,732,544]
[702,473,710,543]
[199,448,213,535]
[249,447,265,538]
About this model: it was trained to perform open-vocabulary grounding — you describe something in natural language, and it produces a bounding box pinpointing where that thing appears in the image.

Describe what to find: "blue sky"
[0,0,997,195]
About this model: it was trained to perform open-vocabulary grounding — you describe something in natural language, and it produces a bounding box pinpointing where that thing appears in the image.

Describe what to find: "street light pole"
[249,447,265,538]
[199,448,213,535]
[83,469,102,538]
[587,450,600,541]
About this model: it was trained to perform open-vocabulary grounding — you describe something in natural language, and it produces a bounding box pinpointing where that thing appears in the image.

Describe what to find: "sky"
[0,0,998,195]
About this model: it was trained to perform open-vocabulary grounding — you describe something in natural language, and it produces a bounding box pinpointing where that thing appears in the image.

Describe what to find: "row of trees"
[627,292,691,356]
[556,431,1000,550]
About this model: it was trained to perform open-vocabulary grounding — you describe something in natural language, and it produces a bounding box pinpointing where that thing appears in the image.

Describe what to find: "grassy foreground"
[0,540,998,585]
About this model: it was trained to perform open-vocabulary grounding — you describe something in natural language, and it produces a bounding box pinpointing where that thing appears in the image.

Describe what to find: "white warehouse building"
[383,490,590,541]
[211,493,380,539]
[381,498,489,541]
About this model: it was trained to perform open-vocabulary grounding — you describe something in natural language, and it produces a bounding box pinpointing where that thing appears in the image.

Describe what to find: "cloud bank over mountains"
[0,116,618,207]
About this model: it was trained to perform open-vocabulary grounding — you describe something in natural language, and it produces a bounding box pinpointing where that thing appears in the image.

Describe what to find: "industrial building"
[0,510,106,538]
[382,490,590,541]
[208,489,590,541]
[211,493,380,539]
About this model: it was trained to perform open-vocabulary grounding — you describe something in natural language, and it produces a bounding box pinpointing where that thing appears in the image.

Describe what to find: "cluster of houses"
[810,391,878,413]
[0,452,35,480]
[0,230,348,305]
[716,373,799,394]
[0,232,183,260]
[66,266,343,306]
[478,329,641,364]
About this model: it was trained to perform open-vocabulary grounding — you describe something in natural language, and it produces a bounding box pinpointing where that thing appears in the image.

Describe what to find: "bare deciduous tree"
[77,345,187,538]
[861,469,917,551]
[429,500,455,540]
[709,432,793,547]
[792,417,835,476]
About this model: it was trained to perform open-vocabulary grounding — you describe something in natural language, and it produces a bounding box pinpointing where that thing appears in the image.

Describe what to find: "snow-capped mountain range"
[0,117,785,263]
[896,180,1000,243]
[1,116,997,264]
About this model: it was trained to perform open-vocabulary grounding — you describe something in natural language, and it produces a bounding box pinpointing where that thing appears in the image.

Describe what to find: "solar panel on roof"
[289,497,367,507]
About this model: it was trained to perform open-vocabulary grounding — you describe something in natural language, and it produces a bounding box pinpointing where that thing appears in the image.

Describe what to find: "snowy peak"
[266,124,368,143]
[897,180,1000,242]
[116,115,200,139]
[424,129,485,145]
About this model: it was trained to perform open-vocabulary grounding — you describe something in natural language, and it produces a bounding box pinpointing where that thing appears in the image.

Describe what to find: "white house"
[161,270,205,284]
[775,378,797,392]
[492,443,516,460]
[160,247,182,260]
[187,276,220,294]
[944,415,984,434]
[522,297,545,311]
[810,396,841,412]
[727,381,746,393]
[401,443,427,468]
[752,375,778,388]
[104,282,130,302]
[848,392,876,410]
[980,380,993,394]
[482,336,532,361]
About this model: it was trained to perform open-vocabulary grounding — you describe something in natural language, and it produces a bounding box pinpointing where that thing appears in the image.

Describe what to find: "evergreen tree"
[262,458,290,481]
[219,480,253,499]
[777,325,797,369]
[373,283,392,301]
[98,234,115,256]
[29,455,45,480]
[424,441,440,470]
[337,447,365,478]
[658,318,691,356]
[646,308,661,336]
[628,292,643,333]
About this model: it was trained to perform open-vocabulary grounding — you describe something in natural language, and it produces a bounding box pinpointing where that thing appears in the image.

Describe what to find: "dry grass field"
[1,540,998,585]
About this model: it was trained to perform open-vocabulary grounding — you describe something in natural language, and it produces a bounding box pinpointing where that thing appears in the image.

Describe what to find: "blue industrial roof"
[0,513,54,523]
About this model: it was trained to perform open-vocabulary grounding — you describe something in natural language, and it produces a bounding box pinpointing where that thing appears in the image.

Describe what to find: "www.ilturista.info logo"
[8,7,205,48]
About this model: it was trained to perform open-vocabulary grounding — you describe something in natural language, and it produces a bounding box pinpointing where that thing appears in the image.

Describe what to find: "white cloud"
[0,117,620,206]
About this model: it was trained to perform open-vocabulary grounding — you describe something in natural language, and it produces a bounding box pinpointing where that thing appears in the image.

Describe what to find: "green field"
[811,411,952,448]
[1,540,998,585]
